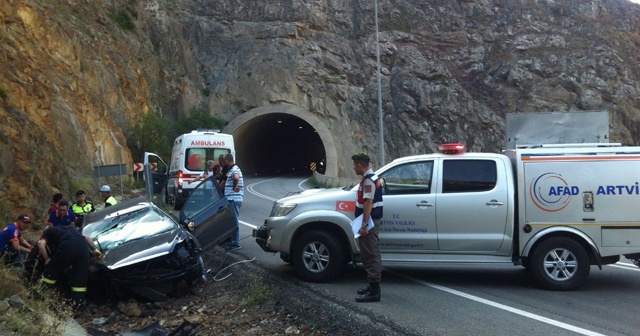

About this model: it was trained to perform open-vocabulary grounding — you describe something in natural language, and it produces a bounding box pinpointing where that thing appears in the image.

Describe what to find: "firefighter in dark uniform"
[38,225,100,310]
[352,152,384,303]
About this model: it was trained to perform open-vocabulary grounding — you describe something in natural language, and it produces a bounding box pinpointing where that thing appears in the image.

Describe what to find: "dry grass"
[0,263,72,334]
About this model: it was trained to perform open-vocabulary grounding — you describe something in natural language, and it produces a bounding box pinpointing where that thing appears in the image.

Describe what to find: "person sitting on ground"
[100,185,118,208]
[0,215,33,266]
[47,200,76,227]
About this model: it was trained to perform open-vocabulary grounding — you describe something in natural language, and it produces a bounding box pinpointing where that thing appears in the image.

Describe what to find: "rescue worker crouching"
[38,225,101,312]
[100,185,118,208]
[0,215,33,266]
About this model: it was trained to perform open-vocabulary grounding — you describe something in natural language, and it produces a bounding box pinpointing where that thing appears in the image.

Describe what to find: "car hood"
[100,228,194,270]
[277,186,356,204]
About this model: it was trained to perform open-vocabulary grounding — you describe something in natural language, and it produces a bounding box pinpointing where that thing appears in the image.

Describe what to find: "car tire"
[530,237,590,291]
[292,230,345,283]
[173,198,184,210]
[164,188,171,205]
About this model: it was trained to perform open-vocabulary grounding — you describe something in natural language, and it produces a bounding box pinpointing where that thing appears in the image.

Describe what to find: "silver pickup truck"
[254,143,640,290]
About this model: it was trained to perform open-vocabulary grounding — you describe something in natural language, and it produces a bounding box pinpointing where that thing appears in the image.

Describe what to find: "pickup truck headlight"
[270,203,297,217]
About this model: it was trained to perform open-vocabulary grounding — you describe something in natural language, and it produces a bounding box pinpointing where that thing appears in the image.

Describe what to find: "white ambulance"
[147,129,235,210]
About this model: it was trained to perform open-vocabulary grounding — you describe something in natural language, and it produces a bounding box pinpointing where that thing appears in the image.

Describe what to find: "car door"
[144,152,169,194]
[179,176,237,252]
[435,158,509,252]
[378,160,439,251]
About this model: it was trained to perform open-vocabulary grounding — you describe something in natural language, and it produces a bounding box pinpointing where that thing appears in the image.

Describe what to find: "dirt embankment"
[76,249,417,335]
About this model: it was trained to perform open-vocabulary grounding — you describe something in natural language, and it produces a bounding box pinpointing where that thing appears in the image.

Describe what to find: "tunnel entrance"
[224,105,337,177]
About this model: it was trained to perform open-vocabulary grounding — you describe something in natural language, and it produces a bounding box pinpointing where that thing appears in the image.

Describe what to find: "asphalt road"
[232,176,640,336]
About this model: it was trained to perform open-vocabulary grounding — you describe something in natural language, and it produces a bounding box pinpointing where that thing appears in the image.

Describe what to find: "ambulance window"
[185,148,231,171]
[442,160,496,193]
[380,161,433,195]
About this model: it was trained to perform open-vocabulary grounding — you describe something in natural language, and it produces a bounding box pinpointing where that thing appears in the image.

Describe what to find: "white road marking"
[240,220,258,230]
[242,177,307,230]
[246,177,308,202]
[608,262,640,272]
[392,271,606,336]
[246,178,280,202]
[298,178,309,190]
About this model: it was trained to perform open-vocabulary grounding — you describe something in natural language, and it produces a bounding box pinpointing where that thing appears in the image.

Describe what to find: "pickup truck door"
[435,158,509,252]
[378,160,439,251]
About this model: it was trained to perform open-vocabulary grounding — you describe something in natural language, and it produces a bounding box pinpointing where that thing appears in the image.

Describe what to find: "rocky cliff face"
[1,0,639,220]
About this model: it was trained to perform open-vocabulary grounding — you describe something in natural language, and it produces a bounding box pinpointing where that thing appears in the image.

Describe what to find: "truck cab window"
[380,161,433,195]
[442,159,497,193]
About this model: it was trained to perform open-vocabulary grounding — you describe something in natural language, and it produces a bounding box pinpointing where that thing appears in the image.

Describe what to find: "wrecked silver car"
[82,177,237,301]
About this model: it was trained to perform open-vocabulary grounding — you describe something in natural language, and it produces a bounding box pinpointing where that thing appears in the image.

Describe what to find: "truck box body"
[509,145,640,258]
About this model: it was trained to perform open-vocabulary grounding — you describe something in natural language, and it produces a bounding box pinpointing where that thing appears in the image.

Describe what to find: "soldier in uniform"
[352,153,384,303]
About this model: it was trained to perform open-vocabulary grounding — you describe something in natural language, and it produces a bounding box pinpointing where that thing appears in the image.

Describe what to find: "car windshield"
[181,176,223,220]
[83,204,178,251]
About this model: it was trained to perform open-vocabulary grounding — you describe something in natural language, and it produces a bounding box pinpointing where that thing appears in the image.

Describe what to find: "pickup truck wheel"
[292,230,345,283]
[530,237,590,291]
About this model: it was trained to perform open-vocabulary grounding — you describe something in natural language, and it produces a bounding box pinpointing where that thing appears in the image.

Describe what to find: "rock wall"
[1,0,640,219]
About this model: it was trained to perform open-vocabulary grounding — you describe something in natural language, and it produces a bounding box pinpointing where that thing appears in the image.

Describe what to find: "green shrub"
[173,107,226,137]
[244,280,276,306]
[0,85,7,99]
[108,9,135,31]
[126,110,172,162]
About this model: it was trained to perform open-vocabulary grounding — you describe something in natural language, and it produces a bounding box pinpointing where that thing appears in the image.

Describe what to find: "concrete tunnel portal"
[223,105,338,177]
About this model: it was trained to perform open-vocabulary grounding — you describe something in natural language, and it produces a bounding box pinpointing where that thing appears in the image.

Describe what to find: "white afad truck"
[254,113,640,290]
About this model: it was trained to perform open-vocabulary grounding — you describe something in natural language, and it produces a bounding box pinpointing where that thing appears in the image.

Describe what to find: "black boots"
[356,285,370,295]
[355,282,380,302]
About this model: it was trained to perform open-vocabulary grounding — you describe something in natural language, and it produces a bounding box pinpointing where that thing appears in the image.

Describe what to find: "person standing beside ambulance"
[193,160,216,184]
[224,154,243,251]
[217,154,229,189]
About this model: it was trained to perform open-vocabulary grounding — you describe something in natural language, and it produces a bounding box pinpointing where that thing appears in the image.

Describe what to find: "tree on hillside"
[127,110,172,162]
[173,107,226,137]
